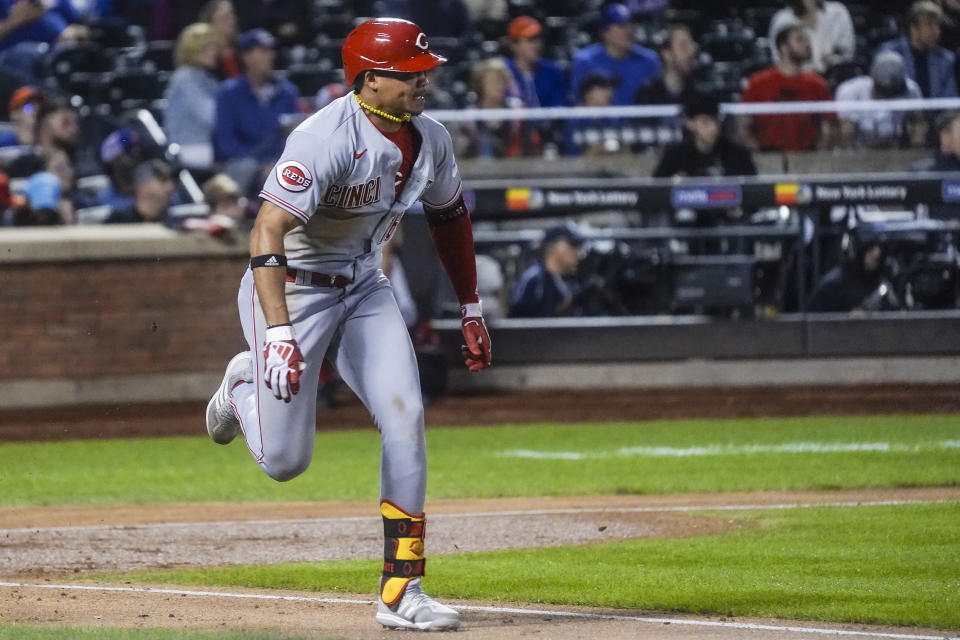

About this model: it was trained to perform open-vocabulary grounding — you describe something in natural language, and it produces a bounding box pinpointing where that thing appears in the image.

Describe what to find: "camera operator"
[509,224,592,317]
[808,225,897,312]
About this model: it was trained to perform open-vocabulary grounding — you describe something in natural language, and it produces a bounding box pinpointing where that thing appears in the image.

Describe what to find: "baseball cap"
[871,51,909,98]
[508,16,542,40]
[8,86,45,114]
[908,0,950,25]
[236,28,275,53]
[543,223,585,247]
[100,128,141,164]
[600,3,632,29]
[24,171,61,211]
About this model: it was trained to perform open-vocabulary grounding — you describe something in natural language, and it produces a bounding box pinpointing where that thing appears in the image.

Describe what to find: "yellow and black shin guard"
[379,501,426,606]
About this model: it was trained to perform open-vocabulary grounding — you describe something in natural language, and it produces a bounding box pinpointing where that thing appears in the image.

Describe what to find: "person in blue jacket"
[569,3,661,106]
[509,224,588,318]
[0,0,76,51]
[879,1,957,98]
[214,28,299,186]
[503,15,567,108]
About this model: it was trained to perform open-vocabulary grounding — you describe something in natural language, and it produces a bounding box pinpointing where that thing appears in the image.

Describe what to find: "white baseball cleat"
[205,351,253,445]
[375,579,460,631]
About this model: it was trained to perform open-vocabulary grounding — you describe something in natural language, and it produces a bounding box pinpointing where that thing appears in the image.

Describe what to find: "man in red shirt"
[739,24,835,151]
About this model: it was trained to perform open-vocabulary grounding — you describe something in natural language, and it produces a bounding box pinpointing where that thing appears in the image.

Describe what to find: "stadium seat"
[105,69,170,113]
[544,0,599,17]
[701,26,757,63]
[47,43,113,79]
[87,18,146,51]
[142,41,175,73]
[866,17,900,48]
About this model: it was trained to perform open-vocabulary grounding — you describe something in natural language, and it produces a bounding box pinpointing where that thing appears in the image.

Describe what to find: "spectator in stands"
[930,109,960,170]
[509,223,592,318]
[654,91,756,179]
[921,110,960,220]
[213,28,299,189]
[503,16,567,109]
[16,170,61,224]
[739,24,835,152]
[880,1,957,99]
[200,0,240,78]
[0,85,43,147]
[836,51,926,149]
[380,0,473,44]
[768,0,855,74]
[0,0,76,51]
[34,98,79,156]
[164,22,220,169]
[655,91,756,230]
[459,57,541,158]
[570,3,662,107]
[808,225,890,312]
[96,127,143,212]
[636,24,699,106]
[104,159,175,224]
[44,147,74,223]
[202,172,249,229]
[0,2,89,86]
[563,72,623,156]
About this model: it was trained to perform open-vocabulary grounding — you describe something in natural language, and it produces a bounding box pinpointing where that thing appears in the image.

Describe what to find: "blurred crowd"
[1,0,958,317]
[0,0,957,227]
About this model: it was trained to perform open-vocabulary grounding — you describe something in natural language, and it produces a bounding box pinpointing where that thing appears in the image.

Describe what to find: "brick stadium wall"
[0,226,253,401]
[0,256,250,380]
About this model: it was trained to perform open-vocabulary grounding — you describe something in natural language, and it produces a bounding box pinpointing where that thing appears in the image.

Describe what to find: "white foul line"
[497,440,960,461]
[0,581,955,640]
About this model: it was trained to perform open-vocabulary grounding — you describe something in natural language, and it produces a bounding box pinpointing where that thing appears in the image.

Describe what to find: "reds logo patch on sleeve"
[277,161,313,192]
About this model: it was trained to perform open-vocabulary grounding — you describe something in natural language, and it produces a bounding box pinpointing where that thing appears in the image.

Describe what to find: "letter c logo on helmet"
[341,17,448,85]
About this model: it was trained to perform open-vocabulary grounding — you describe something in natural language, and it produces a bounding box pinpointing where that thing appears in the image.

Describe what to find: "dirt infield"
[3,383,960,442]
[2,488,959,639]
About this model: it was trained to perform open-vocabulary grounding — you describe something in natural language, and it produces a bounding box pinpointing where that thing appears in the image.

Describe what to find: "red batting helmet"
[341,18,447,85]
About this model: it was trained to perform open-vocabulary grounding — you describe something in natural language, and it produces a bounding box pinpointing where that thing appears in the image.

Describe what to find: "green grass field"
[106,502,960,629]
[1,415,959,505]
[2,414,959,635]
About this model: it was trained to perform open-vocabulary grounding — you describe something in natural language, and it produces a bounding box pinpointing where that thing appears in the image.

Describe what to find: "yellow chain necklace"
[354,93,411,124]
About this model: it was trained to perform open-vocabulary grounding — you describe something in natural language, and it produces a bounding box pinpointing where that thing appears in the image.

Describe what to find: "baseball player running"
[204,18,491,632]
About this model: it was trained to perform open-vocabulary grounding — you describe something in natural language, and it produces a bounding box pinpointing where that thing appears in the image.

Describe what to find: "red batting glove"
[263,324,306,402]
[460,302,491,372]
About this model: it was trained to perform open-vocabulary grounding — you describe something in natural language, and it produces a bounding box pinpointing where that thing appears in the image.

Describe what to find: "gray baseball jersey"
[259,92,463,275]
[229,92,463,515]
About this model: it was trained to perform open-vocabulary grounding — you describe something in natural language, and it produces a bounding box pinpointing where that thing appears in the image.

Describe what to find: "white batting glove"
[263,324,306,403]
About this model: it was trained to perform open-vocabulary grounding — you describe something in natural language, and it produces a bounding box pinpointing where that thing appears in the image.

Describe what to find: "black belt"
[286,267,352,288]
